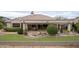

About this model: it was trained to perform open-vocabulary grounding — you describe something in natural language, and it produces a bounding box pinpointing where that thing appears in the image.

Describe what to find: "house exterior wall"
[6,21,73,32]
[6,22,12,28]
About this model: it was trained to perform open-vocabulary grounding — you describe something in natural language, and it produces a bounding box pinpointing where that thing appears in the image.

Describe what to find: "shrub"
[75,22,79,33]
[17,28,23,34]
[47,24,58,35]
[4,27,20,32]
[23,30,27,35]
[4,27,23,34]
[0,22,3,29]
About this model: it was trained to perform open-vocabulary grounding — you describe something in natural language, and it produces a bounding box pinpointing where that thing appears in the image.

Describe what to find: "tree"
[0,16,5,29]
[0,22,3,29]
[47,24,58,35]
[75,22,79,33]
[55,16,66,20]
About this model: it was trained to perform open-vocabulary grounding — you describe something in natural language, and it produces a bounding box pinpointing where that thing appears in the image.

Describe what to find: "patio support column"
[57,24,59,33]
[60,25,62,33]
[23,23,28,30]
[23,23,28,34]
[20,23,21,28]
[58,24,61,33]
[25,24,28,31]
[36,24,38,30]
[23,23,26,34]
[67,23,72,32]
[57,24,58,29]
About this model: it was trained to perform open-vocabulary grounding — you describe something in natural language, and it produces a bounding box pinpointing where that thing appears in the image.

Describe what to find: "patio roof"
[20,14,54,21]
[5,14,77,24]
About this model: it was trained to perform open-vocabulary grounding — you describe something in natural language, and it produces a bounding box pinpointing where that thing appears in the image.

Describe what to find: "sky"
[0,11,79,19]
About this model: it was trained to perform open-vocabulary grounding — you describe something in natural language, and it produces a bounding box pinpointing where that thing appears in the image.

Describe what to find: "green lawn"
[0,34,79,42]
[0,34,27,41]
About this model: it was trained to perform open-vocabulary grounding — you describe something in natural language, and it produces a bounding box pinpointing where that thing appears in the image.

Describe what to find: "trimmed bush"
[47,25,58,35]
[17,28,23,34]
[4,27,23,34]
[4,27,20,32]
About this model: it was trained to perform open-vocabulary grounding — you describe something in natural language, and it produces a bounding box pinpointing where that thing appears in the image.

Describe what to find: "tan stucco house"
[5,11,79,33]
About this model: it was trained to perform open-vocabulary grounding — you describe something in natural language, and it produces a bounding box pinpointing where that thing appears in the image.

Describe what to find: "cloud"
[0,11,79,19]
[41,11,79,18]
[0,11,29,18]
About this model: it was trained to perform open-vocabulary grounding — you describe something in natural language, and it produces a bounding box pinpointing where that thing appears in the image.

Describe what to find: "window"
[13,23,20,27]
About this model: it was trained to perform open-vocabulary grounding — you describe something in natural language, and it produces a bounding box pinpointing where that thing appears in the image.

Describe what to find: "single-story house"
[5,11,79,33]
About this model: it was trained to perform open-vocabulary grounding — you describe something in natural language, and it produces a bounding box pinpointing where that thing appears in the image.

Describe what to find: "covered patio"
[22,20,74,33]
